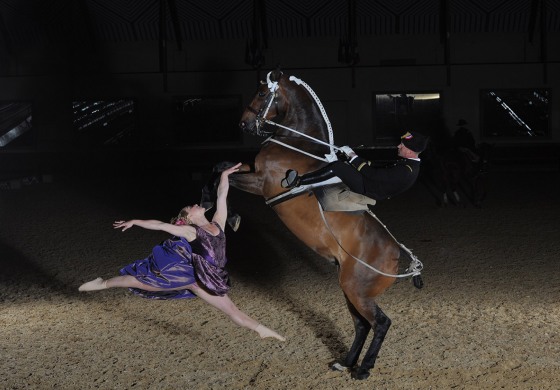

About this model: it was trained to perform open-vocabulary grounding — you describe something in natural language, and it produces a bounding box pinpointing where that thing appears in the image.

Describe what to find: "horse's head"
[239,69,286,137]
[239,69,334,163]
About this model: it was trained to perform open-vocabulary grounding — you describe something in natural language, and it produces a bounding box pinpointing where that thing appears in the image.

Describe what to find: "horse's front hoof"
[351,368,370,380]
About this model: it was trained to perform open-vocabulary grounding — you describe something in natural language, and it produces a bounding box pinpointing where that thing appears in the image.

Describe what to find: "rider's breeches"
[300,161,366,195]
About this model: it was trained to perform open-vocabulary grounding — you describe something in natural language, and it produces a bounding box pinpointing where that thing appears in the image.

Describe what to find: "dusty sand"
[1,165,559,389]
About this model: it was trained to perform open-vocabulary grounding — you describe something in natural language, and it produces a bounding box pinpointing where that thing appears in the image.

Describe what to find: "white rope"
[288,75,335,150]
[264,137,330,162]
[259,73,341,162]
[317,202,423,278]
[263,119,342,151]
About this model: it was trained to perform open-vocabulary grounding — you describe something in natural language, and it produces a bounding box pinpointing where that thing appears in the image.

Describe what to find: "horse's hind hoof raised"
[413,275,424,289]
[351,368,370,380]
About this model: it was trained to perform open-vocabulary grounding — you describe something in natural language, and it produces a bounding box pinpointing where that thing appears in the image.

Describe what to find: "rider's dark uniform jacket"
[348,156,421,200]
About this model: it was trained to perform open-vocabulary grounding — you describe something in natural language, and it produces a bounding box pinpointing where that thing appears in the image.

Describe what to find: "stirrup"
[281,169,299,188]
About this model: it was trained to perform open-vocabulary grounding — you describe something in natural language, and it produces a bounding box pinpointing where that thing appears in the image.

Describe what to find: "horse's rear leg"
[353,305,391,380]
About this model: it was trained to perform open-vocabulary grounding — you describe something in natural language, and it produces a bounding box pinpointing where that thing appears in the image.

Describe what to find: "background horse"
[422,141,492,208]
[215,69,421,380]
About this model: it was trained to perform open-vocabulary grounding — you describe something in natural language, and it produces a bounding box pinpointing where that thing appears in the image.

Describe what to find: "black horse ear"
[270,67,283,81]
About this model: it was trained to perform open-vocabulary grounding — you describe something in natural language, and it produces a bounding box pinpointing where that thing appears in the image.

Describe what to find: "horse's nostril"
[239,121,246,129]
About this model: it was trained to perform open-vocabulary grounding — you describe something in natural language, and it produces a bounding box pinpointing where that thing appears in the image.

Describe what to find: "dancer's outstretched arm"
[113,219,196,241]
[212,162,242,230]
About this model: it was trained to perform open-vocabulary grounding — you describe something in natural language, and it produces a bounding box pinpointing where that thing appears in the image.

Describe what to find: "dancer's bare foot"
[78,277,107,292]
[256,324,286,341]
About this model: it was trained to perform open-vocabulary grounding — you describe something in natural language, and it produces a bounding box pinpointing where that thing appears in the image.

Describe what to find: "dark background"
[0,0,559,181]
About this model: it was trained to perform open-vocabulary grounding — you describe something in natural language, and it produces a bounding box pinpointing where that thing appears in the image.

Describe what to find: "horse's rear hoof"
[413,275,424,289]
[351,368,370,380]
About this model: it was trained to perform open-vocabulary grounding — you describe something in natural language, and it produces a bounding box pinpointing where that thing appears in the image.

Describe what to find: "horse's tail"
[399,246,425,289]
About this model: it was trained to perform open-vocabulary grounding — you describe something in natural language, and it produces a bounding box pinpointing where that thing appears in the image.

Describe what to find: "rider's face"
[397,143,416,158]
[397,143,407,157]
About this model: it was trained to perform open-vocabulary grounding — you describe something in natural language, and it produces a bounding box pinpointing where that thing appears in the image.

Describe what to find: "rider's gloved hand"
[335,149,348,161]
[339,145,356,158]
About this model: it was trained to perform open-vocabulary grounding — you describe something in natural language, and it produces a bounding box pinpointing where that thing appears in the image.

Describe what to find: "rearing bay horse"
[220,69,422,380]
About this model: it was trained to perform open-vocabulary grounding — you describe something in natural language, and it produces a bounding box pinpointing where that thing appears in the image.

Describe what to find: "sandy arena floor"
[1,165,559,389]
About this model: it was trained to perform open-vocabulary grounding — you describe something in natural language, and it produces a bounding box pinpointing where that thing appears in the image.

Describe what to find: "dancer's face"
[182,204,205,219]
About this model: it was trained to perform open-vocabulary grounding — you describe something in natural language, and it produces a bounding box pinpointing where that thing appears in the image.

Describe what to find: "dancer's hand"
[214,163,242,230]
[113,220,134,231]
[221,162,242,179]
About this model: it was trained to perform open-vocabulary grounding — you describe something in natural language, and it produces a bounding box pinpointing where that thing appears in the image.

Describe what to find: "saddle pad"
[313,183,376,212]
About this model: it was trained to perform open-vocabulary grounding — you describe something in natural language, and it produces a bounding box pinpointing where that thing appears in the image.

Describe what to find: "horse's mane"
[269,70,336,158]
[286,74,335,149]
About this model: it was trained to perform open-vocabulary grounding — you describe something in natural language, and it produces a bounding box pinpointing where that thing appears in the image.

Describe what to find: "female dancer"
[79,163,285,341]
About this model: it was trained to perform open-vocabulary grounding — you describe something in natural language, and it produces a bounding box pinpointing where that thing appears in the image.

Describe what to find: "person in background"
[453,119,480,163]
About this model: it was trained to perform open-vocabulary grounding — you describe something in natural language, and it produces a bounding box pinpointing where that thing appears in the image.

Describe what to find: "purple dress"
[119,222,230,300]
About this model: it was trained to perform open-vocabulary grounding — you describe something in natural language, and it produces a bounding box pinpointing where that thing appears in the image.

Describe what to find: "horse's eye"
[258,91,266,97]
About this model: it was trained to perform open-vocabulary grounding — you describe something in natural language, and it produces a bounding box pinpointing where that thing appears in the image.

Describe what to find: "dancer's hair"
[170,208,189,225]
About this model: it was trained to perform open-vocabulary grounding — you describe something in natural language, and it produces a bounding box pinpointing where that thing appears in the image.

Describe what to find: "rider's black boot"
[281,165,337,188]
